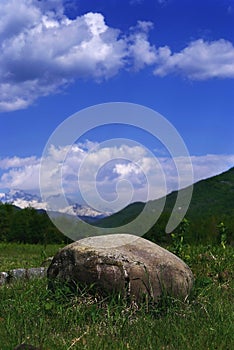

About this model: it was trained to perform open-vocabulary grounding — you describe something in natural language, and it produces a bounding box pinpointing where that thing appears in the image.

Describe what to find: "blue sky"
[0,0,234,211]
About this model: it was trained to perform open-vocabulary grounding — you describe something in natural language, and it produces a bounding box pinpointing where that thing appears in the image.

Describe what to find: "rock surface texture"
[47,234,193,301]
[0,267,46,286]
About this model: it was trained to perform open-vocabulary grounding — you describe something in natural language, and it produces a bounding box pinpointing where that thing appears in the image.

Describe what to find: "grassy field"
[0,243,63,271]
[0,243,233,350]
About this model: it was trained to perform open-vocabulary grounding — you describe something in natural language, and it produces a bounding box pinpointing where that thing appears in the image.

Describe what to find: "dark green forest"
[0,204,71,244]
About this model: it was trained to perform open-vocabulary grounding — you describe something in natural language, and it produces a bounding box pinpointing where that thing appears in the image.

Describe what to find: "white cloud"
[114,162,143,177]
[0,155,38,169]
[0,162,41,191]
[1,1,233,112]
[0,141,233,211]
[190,154,234,180]
[154,39,234,80]
[127,21,157,70]
[0,1,128,111]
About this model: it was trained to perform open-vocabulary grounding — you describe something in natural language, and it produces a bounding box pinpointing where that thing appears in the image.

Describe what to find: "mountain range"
[1,167,234,243]
[0,189,109,220]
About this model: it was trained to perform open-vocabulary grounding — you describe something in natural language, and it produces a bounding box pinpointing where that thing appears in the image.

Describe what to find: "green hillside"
[97,167,234,244]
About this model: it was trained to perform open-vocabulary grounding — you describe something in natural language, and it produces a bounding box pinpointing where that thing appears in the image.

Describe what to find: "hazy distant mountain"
[0,189,43,209]
[0,189,110,220]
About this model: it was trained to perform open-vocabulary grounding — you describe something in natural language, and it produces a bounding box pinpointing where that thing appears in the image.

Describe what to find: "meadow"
[0,242,233,350]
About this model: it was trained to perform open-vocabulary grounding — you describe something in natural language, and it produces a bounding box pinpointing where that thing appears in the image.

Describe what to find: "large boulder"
[47,234,193,301]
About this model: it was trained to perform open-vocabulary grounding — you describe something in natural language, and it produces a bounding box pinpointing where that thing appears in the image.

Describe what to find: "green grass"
[0,243,63,271]
[0,243,233,349]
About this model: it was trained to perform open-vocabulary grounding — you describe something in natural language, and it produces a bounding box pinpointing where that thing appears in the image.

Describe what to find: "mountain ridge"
[96,166,234,243]
[0,189,110,220]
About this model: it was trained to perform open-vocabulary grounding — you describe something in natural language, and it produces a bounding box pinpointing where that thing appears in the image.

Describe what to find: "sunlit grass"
[0,244,233,349]
[0,242,63,271]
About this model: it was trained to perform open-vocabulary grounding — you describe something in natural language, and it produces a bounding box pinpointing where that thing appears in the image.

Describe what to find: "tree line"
[0,203,71,244]
[0,202,233,245]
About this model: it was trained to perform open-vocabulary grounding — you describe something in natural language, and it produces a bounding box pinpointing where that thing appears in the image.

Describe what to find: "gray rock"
[17,267,46,279]
[47,234,193,301]
[0,271,8,286]
[27,267,46,278]
[10,268,27,279]
[0,267,47,285]
[9,267,46,280]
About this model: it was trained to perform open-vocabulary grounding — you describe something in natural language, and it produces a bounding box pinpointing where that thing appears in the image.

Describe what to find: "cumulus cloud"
[1,1,234,112]
[0,162,41,191]
[0,141,234,211]
[154,39,234,79]
[127,21,157,70]
[114,162,143,177]
[0,1,128,111]
[0,155,38,169]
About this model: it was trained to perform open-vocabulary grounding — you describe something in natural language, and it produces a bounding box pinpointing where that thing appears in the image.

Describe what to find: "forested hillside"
[98,167,234,245]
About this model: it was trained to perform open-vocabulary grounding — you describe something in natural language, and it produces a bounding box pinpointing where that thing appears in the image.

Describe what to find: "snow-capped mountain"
[0,189,45,209]
[58,202,108,218]
[0,189,110,219]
